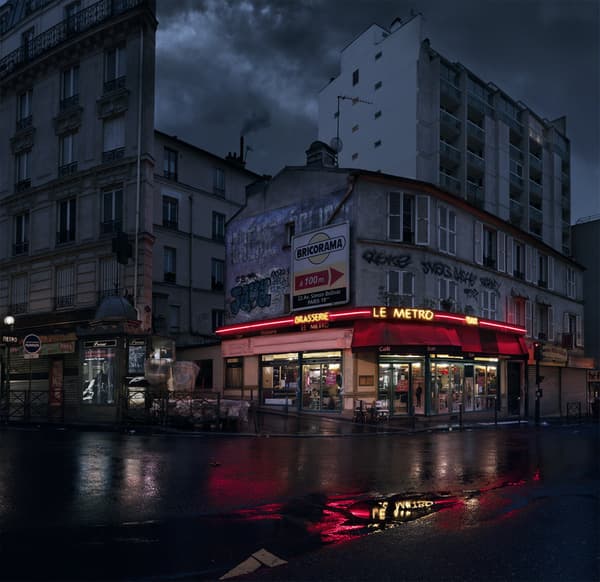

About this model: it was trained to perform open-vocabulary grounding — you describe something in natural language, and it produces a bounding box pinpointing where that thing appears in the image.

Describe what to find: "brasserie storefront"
[217,306,529,418]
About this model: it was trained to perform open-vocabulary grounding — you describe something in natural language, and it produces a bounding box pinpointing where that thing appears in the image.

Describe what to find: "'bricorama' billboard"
[291,222,349,311]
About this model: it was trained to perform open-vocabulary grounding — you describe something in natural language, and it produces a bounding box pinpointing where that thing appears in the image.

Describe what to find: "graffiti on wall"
[229,268,290,316]
[420,261,478,287]
[362,249,412,268]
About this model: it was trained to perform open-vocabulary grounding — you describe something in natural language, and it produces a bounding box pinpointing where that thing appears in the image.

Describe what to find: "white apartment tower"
[318,15,571,256]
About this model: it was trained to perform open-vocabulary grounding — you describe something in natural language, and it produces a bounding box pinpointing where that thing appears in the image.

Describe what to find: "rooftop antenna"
[334,95,372,167]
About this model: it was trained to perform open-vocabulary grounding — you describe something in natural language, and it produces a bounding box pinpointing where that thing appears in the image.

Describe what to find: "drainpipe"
[134,25,144,312]
[189,195,194,334]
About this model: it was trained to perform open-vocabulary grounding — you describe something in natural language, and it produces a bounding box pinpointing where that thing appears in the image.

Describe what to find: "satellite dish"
[330,137,343,153]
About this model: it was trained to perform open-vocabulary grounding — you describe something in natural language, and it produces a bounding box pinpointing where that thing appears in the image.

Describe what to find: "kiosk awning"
[455,326,528,356]
[351,320,461,350]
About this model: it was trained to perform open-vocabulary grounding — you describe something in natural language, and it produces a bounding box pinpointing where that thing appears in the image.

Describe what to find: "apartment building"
[318,14,572,257]
[0,0,258,420]
[216,142,589,419]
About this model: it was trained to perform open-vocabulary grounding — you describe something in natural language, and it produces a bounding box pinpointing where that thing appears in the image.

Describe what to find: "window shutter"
[576,315,583,347]
[474,221,483,264]
[497,231,506,272]
[525,300,532,337]
[505,236,513,275]
[548,305,554,342]
[416,195,429,245]
[548,256,554,290]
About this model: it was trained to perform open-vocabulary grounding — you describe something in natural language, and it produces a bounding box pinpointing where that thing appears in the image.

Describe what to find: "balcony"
[58,161,78,177]
[102,147,125,163]
[60,94,80,111]
[467,95,493,120]
[509,144,523,162]
[467,150,485,174]
[100,220,122,234]
[162,219,178,229]
[103,75,126,94]
[440,79,461,109]
[163,170,178,181]
[529,179,542,199]
[439,171,461,195]
[439,141,461,167]
[56,230,75,245]
[561,333,574,349]
[529,152,542,174]
[440,110,461,139]
[509,199,523,226]
[513,270,525,280]
[164,272,176,283]
[54,295,75,309]
[509,172,523,190]
[466,181,484,208]
[13,241,29,255]
[15,179,31,193]
[466,121,485,146]
[16,116,33,131]
[483,255,496,269]
[10,303,28,315]
[0,0,148,81]
[537,279,548,289]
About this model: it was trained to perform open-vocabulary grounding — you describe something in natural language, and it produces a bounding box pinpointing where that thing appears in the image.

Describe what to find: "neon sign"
[293,312,330,325]
[372,307,434,321]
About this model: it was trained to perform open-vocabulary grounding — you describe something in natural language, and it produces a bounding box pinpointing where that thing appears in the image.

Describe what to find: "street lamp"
[3,315,15,405]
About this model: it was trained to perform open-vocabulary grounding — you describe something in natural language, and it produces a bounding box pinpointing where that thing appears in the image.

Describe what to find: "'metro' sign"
[291,222,349,312]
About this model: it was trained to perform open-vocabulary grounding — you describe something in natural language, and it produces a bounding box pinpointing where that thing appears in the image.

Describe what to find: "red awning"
[456,327,528,356]
[352,320,528,356]
[352,320,461,350]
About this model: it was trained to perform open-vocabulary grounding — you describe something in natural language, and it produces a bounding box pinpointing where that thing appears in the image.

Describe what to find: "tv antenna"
[334,95,372,167]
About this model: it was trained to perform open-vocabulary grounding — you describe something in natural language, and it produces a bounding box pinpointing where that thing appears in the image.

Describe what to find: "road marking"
[219,548,287,579]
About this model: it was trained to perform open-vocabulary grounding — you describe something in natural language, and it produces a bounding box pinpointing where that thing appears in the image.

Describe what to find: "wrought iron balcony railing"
[0,0,147,80]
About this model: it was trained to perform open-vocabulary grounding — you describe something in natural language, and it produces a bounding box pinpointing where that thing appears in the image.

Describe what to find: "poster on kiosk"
[291,222,349,311]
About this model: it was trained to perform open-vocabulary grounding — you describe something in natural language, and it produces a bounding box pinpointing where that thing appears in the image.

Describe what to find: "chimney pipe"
[240,135,244,162]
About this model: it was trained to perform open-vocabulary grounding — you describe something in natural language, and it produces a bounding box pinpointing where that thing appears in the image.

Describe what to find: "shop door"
[302,361,342,412]
[507,361,521,415]
[378,361,424,416]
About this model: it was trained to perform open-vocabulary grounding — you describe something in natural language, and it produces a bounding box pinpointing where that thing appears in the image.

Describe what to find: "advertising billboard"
[291,222,349,311]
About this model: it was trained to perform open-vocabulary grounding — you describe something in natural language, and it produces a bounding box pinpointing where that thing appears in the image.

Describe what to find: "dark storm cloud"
[155,0,599,219]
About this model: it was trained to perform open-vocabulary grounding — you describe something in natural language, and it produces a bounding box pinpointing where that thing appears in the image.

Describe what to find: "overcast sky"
[154,0,599,223]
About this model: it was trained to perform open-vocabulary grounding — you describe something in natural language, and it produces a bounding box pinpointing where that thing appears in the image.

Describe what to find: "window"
[99,256,119,298]
[351,152,359,160]
[285,221,295,246]
[375,51,382,60]
[59,132,77,175]
[64,1,81,30]
[535,303,553,341]
[164,247,176,282]
[168,305,180,332]
[57,198,76,244]
[374,110,382,119]
[55,265,75,308]
[374,81,382,90]
[352,68,359,86]
[61,65,79,109]
[211,258,224,291]
[374,140,382,148]
[508,296,526,327]
[104,45,126,91]
[439,278,458,310]
[17,89,32,129]
[566,267,576,299]
[513,240,525,279]
[352,124,359,133]
[14,213,29,255]
[212,211,225,241]
[163,147,178,180]
[438,205,456,255]
[386,271,414,307]
[15,149,31,188]
[483,226,497,268]
[21,27,34,60]
[103,116,125,161]
[481,289,497,319]
[11,274,28,314]
[101,188,123,234]
[212,309,225,331]
[213,167,225,194]
[538,253,548,288]
[388,192,429,245]
[162,196,178,229]
[195,359,214,390]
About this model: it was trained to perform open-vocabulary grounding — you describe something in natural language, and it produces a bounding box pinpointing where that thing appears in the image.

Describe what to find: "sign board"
[291,222,349,311]
[23,334,42,354]
[541,344,568,365]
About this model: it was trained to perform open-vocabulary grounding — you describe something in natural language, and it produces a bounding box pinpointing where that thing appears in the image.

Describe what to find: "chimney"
[305,141,336,168]
[240,135,245,162]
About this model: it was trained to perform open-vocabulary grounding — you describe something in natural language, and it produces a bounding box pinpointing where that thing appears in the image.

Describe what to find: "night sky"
[154,0,599,223]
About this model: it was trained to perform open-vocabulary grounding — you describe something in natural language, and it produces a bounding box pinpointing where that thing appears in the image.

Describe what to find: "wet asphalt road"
[0,422,597,581]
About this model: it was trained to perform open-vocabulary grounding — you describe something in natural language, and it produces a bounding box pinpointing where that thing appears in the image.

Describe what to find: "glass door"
[301,352,342,412]
[378,358,424,416]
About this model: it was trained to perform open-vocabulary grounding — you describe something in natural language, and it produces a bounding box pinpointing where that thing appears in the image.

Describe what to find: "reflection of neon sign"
[372,307,434,321]
[370,499,436,521]
[294,312,330,325]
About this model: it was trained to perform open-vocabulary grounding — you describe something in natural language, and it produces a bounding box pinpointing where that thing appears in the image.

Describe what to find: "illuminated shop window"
[82,346,116,405]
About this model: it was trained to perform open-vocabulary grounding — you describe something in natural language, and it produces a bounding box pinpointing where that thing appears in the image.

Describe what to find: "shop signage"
[23,334,41,354]
[465,316,479,325]
[542,344,568,364]
[372,307,435,321]
[292,222,349,311]
[587,370,600,383]
[1,335,18,344]
[294,312,330,325]
[84,339,117,348]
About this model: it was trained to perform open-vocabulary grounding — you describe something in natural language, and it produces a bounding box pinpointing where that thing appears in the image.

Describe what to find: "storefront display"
[82,344,116,405]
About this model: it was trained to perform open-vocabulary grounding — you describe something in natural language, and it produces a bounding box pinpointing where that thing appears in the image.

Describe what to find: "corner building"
[217,144,589,420]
